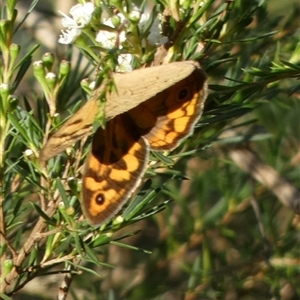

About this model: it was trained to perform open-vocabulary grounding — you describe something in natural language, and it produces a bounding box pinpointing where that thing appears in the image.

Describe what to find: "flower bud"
[42,52,55,71]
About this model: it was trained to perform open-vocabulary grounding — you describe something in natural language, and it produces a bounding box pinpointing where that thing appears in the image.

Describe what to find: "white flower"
[116,54,133,72]
[96,15,126,49]
[96,30,118,48]
[58,28,81,44]
[60,2,95,28]
[96,24,126,49]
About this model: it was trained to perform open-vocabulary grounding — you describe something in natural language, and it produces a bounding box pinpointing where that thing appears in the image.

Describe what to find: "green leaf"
[31,202,57,226]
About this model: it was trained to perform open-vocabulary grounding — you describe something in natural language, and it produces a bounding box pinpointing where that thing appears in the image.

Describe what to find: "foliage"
[0,0,299,299]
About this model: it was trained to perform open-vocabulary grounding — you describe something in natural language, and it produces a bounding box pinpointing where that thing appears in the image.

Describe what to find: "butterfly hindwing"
[82,114,149,225]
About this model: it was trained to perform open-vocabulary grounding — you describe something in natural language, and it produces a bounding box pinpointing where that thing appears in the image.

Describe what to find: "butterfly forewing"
[82,114,149,225]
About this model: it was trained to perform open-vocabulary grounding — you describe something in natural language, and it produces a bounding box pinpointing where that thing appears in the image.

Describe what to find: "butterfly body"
[40,61,207,225]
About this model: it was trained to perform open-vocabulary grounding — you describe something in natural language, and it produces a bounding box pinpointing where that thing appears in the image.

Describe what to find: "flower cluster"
[58,2,95,44]
[58,2,168,72]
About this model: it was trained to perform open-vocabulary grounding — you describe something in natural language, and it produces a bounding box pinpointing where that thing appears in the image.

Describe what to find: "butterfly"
[40,61,207,225]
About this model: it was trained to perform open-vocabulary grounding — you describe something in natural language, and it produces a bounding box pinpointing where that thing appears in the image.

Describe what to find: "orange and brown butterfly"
[40,61,207,225]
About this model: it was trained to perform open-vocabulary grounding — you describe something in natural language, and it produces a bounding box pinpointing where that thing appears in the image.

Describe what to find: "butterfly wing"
[39,99,99,162]
[81,114,149,225]
[127,67,207,150]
